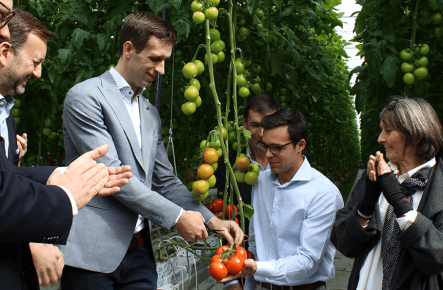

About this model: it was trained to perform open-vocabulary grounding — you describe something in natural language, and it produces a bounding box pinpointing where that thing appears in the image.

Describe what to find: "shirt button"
[275,205,278,209]
[271,225,274,228]
[272,246,275,249]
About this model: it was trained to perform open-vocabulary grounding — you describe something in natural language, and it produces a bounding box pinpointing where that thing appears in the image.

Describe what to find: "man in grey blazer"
[61,11,243,289]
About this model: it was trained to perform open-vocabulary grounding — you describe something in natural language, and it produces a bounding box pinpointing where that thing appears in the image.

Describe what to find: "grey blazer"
[60,71,214,273]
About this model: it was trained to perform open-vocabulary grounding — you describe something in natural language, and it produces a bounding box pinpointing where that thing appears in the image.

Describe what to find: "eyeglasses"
[0,2,15,28]
[386,98,399,110]
[257,140,294,155]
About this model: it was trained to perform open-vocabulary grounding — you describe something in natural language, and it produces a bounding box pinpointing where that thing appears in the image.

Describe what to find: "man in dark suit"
[0,7,133,289]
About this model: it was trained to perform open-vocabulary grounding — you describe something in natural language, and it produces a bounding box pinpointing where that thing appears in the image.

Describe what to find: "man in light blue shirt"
[222,108,344,290]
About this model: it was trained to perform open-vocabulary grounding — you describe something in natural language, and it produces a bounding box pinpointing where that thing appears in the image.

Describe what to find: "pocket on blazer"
[86,196,111,210]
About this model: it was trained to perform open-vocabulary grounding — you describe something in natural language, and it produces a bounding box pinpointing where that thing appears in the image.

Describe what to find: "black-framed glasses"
[257,140,294,155]
[0,2,15,28]
[386,97,399,110]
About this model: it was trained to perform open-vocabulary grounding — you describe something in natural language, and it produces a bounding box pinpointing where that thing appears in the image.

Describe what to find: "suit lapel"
[98,71,145,172]
[139,96,154,177]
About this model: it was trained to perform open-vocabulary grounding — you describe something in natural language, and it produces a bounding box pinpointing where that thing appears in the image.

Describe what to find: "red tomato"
[214,211,223,219]
[215,245,230,256]
[226,204,238,219]
[211,254,223,263]
[247,250,255,260]
[235,246,247,260]
[212,198,224,212]
[209,261,228,280]
[226,255,245,275]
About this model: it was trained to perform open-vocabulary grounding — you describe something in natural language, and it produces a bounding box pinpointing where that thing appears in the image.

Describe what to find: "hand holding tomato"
[219,258,257,282]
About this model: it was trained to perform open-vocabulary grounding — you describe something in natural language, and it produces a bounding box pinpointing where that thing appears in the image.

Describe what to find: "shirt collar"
[109,67,146,97]
[389,157,436,183]
[0,93,15,111]
[270,156,312,186]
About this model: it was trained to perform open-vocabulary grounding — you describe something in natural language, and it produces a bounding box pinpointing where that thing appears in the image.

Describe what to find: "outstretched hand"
[208,218,244,246]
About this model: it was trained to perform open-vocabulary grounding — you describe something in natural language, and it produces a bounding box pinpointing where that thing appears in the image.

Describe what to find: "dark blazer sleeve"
[0,143,72,244]
[6,115,19,166]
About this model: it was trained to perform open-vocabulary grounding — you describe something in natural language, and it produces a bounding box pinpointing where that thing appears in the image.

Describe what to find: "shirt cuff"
[224,280,240,286]
[173,208,184,225]
[396,210,417,231]
[254,261,274,277]
[51,167,77,217]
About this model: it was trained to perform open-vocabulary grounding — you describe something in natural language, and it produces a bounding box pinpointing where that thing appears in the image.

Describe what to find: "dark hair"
[8,9,53,52]
[380,97,443,160]
[261,108,308,146]
[119,11,177,55]
[243,94,280,122]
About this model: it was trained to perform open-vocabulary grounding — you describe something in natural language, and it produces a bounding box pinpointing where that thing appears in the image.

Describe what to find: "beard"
[0,55,30,96]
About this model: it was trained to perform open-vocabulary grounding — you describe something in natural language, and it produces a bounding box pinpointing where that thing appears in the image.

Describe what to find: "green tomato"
[416,56,429,67]
[429,0,439,10]
[279,88,287,96]
[11,108,20,117]
[228,131,236,143]
[238,18,246,26]
[14,99,21,107]
[184,86,199,101]
[195,96,202,108]
[419,9,431,19]
[256,8,264,19]
[204,52,218,64]
[415,44,430,56]
[189,78,201,90]
[239,27,250,37]
[400,49,414,61]
[218,40,225,51]
[244,69,251,78]
[191,1,203,12]
[435,27,443,38]
[252,65,261,74]
[403,73,415,85]
[234,170,246,183]
[401,62,414,73]
[193,11,205,24]
[239,5,249,14]
[181,101,197,115]
[238,87,250,98]
[209,28,220,41]
[14,117,20,124]
[237,74,247,87]
[236,34,246,42]
[210,139,221,149]
[44,118,53,127]
[251,83,262,95]
[235,61,245,74]
[280,103,287,109]
[414,67,428,80]
[194,59,205,75]
[205,7,218,20]
[431,13,443,25]
[207,0,220,6]
[49,132,57,140]
[43,128,52,136]
[217,51,225,63]
[182,62,198,79]
[280,96,286,103]
[265,82,272,91]
[210,40,223,53]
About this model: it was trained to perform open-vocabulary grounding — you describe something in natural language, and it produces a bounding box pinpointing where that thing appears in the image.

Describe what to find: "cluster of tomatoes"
[191,0,219,24]
[400,44,430,87]
[181,61,204,116]
[207,198,239,223]
[234,154,260,185]
[209,245,248,280]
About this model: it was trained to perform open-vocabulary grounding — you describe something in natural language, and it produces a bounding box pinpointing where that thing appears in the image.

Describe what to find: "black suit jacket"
[0,118,73,290]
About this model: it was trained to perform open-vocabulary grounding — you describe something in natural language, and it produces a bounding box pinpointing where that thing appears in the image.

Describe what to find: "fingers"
[107,165,132,175]
[46,170,62,185]
[86,163,109,195]
[82,144,110,161]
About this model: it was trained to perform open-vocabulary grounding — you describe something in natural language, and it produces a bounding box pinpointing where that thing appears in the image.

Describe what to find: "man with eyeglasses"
[221,108,343,290]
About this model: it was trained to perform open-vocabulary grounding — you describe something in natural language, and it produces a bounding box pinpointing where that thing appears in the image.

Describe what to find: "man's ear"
[122,41,134,59]
[297,139,306,152]
[0,42,11,67]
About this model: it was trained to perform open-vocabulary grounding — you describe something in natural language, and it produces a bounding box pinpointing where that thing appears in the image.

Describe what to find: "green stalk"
[405,0,421,97]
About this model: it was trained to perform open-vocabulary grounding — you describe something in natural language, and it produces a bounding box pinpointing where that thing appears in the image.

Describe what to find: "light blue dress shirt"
[245,158,344,289]
[0,94,15,157]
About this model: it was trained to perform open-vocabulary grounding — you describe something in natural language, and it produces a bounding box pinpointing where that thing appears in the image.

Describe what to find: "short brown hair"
[119,11,177,55]
[8,9,53,52]
[261,108,308,146]
[380,97,443,161]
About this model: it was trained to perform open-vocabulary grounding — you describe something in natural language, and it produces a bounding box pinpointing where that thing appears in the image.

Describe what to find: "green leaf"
[173,18,191,39]
[47,65,57,84]
[71,28,90,49]
[96,33,107,52]
[74,14,89,26]
[58,48,72,66]
[384,33,395,43]
[169,0,182,10]
[241,202,254,220]
[270,51,284,75]
[93,58,104,67]
[380,54,400,88]
[304,64,321,81]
